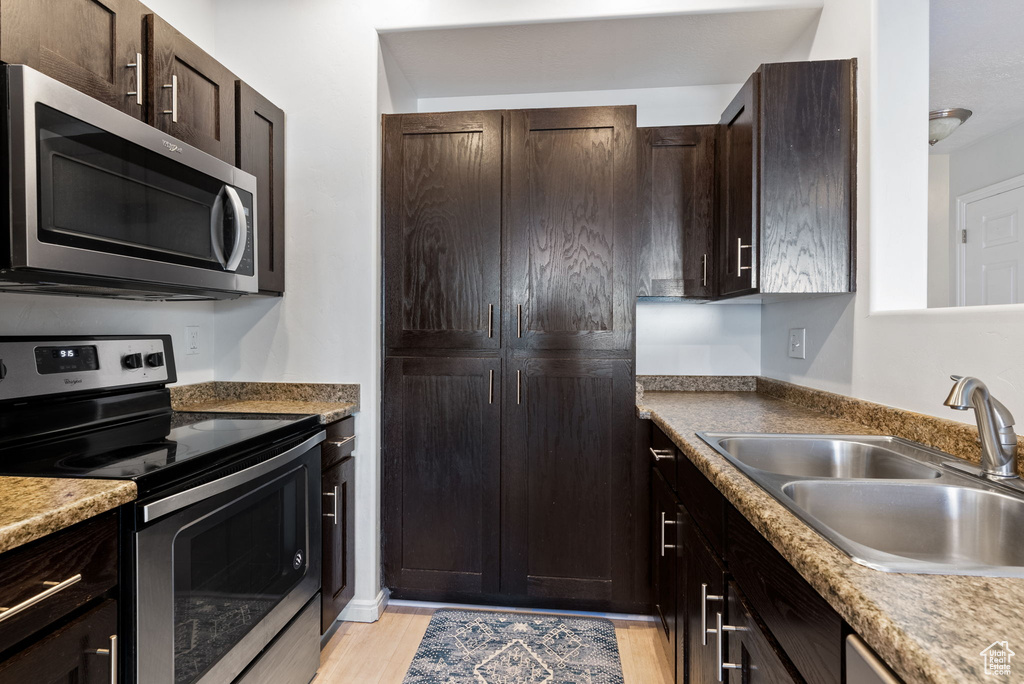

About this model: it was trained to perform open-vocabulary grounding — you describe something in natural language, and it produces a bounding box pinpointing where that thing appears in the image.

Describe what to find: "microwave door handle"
[209,187,228,268]
[222,186,247,272]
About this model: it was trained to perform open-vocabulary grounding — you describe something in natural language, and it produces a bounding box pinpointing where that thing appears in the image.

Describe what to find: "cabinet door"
[651,470,679,679]
[685,514,727,684]
[237,81,286,295]
[638,125,717,298]
[0,0,146,119]
[726,584,799,684]
[502,357,635,608]
[383,111,503,351]
[717,72,760,297]
[321,456,355,633]
[147,14,236,162]
[506,106,637,351]
[382,357,501,599]
[0,599,117,684]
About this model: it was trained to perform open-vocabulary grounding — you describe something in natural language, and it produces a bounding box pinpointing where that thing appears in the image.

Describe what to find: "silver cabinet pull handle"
[326,435,355,449]
[162,74,178,122]
[660,512,677,556]
[715,611,747,681]
[488,369,494,405]
[487,304,494,338]
[516,370,521,405]
[126,53,142,105]
[323,485,338,524]
[0,574,81,624]
[737,238,752,273]
[90,634,118,684]
[649,448,673,462]
[701,583,724,645]
[517,304,522,338]
[702,253,709,286]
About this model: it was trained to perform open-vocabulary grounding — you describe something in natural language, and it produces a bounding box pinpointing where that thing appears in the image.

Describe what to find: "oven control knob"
[293,550,304,570]
[146,352,165,368]
[122,353,143,370]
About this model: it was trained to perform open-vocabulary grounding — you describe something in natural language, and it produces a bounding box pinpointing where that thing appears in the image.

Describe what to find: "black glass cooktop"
[0,410,320,495]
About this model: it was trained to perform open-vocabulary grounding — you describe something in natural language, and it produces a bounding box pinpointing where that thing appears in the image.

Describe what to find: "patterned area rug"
[402,609,624,684]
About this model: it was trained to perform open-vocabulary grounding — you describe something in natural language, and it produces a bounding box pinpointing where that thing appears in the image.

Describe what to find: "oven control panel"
[0,335,176,402]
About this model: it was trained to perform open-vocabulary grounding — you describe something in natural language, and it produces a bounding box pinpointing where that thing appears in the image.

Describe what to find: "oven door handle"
[142,430,326,523]
[210,185,247,273]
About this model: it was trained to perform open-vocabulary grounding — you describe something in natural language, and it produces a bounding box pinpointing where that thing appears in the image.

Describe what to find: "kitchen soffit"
[379,7,822,99]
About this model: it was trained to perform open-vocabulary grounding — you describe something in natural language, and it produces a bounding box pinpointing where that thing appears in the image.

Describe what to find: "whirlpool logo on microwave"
[63,378,82,386]
[162,140,183,154]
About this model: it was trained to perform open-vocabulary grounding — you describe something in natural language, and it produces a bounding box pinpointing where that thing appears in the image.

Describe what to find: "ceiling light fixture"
[929,108,972,145]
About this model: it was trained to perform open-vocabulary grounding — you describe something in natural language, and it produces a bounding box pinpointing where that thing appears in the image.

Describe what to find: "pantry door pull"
[516,370,521,405]
[488,369,494,404]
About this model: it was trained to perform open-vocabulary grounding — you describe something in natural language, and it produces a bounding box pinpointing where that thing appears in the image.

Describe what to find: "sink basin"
[782,481,1024,572]
[712,436,942,479]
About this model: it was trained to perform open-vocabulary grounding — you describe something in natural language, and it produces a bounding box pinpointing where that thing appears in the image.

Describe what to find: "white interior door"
[960,181,1024,306]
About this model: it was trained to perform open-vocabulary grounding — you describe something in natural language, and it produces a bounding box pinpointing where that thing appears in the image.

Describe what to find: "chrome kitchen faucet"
[944,375,1019,479]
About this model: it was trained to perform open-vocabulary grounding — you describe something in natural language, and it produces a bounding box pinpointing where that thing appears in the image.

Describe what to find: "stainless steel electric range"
[0,335,324,684]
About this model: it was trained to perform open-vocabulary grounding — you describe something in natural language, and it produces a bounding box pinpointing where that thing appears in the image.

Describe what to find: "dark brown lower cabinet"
[383,357,502,601]
[501,357,637,610]
[725,584,799,683]
[321,454,355,633]
[652,471,679,677]
[683,514,726,684]
[0,599,117,684]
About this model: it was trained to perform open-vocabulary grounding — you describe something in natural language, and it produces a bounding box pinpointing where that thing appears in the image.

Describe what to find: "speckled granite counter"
[171,381,359,424]
[0,477,136,555]
[639,390,1024,684]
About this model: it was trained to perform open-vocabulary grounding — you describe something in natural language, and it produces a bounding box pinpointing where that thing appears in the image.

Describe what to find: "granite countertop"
[639,390,1024,684]
[0,477,136,555]
[174,399,356,424]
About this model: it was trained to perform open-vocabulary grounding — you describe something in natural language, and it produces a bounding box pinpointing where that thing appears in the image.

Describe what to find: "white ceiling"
[380,8,821,99]
[930,0,1024,152]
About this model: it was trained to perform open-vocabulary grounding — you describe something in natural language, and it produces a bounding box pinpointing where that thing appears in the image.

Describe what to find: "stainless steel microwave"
[0,65,258,300]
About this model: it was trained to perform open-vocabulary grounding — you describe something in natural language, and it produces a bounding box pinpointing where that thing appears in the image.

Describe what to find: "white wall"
[0,0,221,386]
[927,153,951,308]
[419,84,742,127]
[637,303,760,375]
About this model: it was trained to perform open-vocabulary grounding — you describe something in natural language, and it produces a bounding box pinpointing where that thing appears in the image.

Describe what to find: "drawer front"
[677,450,726,557]
[726,507,842,684]
[650,424,678,490]
[0,512,118,656]
[322,416,355,469]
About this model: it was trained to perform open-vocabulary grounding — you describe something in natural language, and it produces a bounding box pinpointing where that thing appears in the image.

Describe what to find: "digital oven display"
[35,345,99,374]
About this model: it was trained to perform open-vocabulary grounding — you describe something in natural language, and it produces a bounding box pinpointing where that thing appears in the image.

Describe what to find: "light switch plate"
[788,328,806,359]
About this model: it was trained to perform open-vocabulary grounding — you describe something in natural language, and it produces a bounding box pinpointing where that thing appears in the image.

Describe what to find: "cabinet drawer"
[0,599,117,684]
[0,512,118,656]
[725,583,800,684]
[726,507,842,684]
[322,417,355,469]
[677,451,726,557]
[650,425,678,490]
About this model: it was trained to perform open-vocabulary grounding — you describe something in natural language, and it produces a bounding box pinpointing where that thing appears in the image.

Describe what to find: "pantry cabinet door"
[383,111,503,351]
[506,106,637,352]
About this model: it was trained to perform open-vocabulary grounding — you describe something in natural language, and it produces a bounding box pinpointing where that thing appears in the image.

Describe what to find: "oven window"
[35,103,254,276]
[172,468,307,684]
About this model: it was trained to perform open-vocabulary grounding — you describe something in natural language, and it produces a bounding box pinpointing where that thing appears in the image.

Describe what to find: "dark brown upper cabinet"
[501,357,636,609]
[382,356,502,602]
[147,14,236,163]
[382,111,503,351]
[718,60,856,299]
[0,0,147,119]
[506,106,636,352]
[237,81,286,295]
[638,125,717,298]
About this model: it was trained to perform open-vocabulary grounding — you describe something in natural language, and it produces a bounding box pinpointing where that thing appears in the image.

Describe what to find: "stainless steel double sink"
[697,433,1024,577]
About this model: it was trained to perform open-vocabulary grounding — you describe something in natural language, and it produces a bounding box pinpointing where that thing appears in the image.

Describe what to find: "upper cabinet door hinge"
[962,229,968,244]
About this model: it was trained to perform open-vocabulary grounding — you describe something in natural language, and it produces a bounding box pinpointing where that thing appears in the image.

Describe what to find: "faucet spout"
[945,375,1019,479]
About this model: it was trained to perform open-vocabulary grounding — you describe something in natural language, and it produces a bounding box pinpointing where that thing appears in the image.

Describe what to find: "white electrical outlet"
[788,328,806,359]
[186,326,201,355]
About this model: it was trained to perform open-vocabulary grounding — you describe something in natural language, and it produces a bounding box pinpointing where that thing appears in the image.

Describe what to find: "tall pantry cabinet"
[382,106,643,612]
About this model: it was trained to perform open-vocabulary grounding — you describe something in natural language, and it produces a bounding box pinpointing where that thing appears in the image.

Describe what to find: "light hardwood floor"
[317,605,673,684]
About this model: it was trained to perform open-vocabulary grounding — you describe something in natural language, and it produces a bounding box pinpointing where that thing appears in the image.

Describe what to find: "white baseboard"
[336,588,390,624]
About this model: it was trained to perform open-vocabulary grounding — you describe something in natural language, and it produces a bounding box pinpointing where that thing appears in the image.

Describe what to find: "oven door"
[4,65,257,296]
[135,431,324,684]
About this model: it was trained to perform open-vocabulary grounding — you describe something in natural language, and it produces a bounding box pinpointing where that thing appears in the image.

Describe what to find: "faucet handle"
[950,375,964,382]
